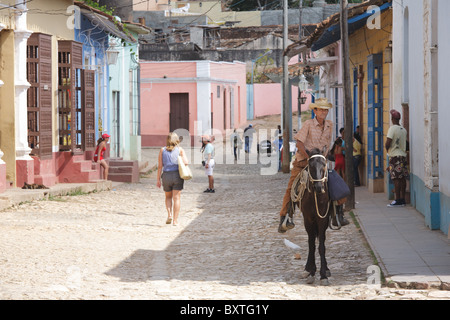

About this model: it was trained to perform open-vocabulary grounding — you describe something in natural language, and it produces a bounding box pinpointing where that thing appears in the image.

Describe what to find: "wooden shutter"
[82,69,96,151]
[58,40,83,153]
[27,33,53,159]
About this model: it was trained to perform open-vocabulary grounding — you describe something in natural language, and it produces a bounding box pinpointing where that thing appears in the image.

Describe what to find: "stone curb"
[0,180,112,212]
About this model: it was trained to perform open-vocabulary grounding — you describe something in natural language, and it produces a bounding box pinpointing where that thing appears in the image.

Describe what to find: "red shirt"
[94,144,105,162]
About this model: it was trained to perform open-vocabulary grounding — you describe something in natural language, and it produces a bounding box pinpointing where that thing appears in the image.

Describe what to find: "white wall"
[437,0,450,196]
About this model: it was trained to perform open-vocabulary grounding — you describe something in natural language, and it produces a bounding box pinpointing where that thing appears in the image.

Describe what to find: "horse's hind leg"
[318,231,330,286]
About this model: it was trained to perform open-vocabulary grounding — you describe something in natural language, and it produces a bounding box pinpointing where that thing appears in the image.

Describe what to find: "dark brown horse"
[298,148,332,285]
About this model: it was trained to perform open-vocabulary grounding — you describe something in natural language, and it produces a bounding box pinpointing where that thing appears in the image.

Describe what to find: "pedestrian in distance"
[156,132,189,226]
[331,137,345,179]
[272,134,283,172]
[94,133,110,180]
[244,124,256,153]
[201,135,215,193]
[353,133,362,187]
[230,129,243,161]
[278,98,334,233]
[386,109,409,207]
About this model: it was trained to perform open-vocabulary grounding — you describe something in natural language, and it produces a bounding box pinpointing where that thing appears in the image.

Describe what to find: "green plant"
[81,0,114,16]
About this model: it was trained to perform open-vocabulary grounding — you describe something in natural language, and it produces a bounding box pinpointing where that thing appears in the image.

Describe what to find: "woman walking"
[94,133,110,180]
[156,133,189,226]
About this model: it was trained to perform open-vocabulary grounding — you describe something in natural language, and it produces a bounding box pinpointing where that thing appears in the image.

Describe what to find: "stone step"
[109,166,134,174]
[108,173,138,183]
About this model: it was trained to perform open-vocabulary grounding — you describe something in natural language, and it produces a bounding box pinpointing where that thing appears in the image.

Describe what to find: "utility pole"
[297,0,303,132]
[340,0,355,209]
[282,0,291,173]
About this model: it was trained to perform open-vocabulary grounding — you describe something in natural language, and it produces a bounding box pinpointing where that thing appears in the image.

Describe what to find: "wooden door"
[170,93,189,132]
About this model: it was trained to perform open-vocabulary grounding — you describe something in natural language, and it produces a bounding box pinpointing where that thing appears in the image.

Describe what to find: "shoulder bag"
[178,155,193,180]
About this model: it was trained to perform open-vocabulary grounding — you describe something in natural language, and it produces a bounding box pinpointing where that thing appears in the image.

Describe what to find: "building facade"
[392,0,449,235]
[140,60,247,147]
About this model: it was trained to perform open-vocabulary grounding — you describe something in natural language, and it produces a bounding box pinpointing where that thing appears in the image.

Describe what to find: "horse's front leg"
[303,230,317,284]
[318,229,330,286]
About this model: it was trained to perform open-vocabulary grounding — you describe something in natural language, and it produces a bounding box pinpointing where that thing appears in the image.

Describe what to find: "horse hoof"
[306,275,315,284]
[300,271,310,279]
[320,278,330,286]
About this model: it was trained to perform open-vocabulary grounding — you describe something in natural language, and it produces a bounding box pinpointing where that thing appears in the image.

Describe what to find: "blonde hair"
[166,132,180,151]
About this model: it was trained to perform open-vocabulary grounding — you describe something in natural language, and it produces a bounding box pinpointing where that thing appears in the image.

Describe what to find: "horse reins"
[307,155,330,219]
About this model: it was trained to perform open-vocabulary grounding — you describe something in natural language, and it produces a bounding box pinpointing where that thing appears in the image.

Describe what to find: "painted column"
[0,77,5,192]
[422,0,440,229]
[14,0,34,187]
[196,61,211,136]
[0,149,6,193]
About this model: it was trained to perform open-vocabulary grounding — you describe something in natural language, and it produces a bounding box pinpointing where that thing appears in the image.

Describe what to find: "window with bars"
[57,40,96,154]
[27,33,53,159]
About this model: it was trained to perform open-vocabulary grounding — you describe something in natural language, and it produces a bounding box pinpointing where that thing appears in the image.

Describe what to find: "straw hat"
[309,98,333,110]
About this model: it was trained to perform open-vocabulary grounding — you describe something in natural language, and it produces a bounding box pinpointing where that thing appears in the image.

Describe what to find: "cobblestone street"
[0,151,446,300]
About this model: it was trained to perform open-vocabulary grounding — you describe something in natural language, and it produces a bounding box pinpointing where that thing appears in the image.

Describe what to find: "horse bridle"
[307,154,329,184]
[307,154,330,219]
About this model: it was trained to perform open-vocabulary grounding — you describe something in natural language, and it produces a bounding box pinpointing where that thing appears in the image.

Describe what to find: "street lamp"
[299,74,309,92]
[106,40,120,65]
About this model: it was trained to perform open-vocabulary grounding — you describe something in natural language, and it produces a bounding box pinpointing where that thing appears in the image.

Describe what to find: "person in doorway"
[94,133,110,180]
[386,109,409,207]
[354,125,362,144]
[278,98,334,233]
[157,132,189,226]
[202,135,215,193]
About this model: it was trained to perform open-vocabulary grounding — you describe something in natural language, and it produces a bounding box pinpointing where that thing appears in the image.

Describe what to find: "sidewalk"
[353,186,450,290]
[0,180,113,212]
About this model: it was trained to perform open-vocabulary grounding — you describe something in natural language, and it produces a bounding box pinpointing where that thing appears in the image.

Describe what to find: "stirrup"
[329,201,341,230]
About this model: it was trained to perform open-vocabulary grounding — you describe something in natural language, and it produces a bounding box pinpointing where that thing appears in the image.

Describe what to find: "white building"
[392,0,449,235]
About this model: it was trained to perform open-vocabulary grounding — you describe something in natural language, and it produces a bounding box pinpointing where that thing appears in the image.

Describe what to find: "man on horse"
[278,98,334,233]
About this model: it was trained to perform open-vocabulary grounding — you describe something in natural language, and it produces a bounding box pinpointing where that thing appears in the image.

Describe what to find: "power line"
[0,0,34,11]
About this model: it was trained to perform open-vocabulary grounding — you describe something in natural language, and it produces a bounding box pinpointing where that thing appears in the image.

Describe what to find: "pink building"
[140,60,247,147]
[253,83,311,118]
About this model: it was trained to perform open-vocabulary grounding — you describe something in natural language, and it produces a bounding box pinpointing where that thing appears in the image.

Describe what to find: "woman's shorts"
[204,159,215,176]
[161,171,184,192]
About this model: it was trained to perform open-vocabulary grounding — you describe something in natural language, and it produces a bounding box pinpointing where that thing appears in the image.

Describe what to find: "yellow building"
[348,3,393,194]
[286,0,393,196]
[0,0,75,188]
